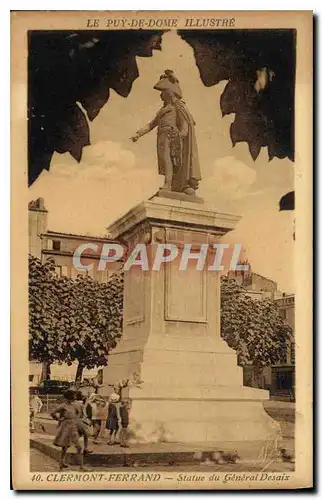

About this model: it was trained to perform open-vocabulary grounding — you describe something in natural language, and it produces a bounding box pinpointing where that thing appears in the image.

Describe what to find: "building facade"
[28,198,122,279]
[271,294,295,397]
[41,230,121,281]
[228,267,280,299]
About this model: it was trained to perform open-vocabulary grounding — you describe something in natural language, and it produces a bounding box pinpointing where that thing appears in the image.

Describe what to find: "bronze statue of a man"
[131,70,201,195]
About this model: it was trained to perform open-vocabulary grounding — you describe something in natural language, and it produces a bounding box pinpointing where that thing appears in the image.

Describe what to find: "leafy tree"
[29,255,65,379]
[57,272,124,384]
[220,276,292,386]
[29,254,123,383]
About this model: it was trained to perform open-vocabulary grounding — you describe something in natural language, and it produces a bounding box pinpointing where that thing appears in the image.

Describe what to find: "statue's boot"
[160,181,172,191]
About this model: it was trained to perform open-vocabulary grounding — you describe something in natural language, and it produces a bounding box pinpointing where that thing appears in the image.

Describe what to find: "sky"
[29,31,295,293]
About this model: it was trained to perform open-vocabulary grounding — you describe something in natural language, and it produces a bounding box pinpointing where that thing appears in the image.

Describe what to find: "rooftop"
[45,230,116,242]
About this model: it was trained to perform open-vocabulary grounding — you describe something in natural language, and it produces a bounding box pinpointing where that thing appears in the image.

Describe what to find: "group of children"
[50,388,130,471]
[84,391,130,447]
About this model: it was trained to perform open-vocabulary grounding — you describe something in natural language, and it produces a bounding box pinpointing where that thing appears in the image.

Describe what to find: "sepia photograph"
[11,10,312,490]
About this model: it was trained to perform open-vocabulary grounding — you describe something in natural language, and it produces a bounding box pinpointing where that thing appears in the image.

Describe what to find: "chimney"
[28,198,48,258]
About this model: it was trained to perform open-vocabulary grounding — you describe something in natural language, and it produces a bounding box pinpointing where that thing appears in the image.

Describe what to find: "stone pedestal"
[102,195,280,444]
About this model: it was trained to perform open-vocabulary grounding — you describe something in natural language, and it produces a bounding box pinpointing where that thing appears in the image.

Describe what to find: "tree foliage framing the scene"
[29,28,296,203]
[179,29,296,163]
[28,30,164,185]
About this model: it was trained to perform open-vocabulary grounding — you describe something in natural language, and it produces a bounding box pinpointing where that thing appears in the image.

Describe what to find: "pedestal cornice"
[107,196,241,240]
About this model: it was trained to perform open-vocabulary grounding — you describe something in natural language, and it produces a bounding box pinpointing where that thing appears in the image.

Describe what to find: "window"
[70,266,77,278]
[53,240,61,251]
[291,343,295,365]
[55,266,62,276]
[97,270,108,283]
[279,308,287,320]
[29,375,34,382]
[279,351,288,365]
[61,266,68,277]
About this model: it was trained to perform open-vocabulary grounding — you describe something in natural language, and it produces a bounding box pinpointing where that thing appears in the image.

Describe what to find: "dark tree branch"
[28,30,164,185]
[179,29,296,162]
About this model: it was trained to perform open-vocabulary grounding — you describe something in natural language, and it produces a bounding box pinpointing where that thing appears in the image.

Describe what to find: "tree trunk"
[251,368,257,388]
[253,364,263,388]
[75,363,84,385]
[40,361,51,381]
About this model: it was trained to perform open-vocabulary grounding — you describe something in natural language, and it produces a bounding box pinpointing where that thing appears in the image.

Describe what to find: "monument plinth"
[102,194,280,444]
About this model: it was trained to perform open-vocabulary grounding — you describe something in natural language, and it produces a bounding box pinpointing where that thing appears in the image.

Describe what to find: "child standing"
[119,399,131,448]
[50,389,88,471]
[74,391,93,454]
[92,397,109,444]
[106,393,120,445]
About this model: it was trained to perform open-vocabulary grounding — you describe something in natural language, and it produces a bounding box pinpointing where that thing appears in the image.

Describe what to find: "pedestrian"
[92,397,109,444]
[74,391,93,454]
[119,399,131,448]
[113,379,130,399]
[83,392,98,439]
[106,392,121,445]
[50,389,89,471]
[29,391,43,433]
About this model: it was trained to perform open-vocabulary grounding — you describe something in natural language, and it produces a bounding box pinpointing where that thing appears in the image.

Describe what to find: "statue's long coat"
[172,100,201,191]
[151,100,201,191]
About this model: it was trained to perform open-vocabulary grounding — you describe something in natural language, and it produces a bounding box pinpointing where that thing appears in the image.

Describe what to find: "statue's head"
[154,69,182,100]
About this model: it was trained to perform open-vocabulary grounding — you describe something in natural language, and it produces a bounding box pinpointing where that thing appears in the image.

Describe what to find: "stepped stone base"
[109,384,281,444]
[102,195,281,445]
[31,435,292,468]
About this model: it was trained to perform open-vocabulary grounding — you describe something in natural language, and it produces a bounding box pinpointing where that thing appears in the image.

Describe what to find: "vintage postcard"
[11,10,313,490]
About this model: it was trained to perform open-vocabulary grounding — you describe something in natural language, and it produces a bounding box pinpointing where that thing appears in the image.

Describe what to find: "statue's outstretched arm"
[131,116,158,142]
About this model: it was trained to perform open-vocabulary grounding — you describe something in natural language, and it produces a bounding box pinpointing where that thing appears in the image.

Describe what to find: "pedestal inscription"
[165,261,207,323]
